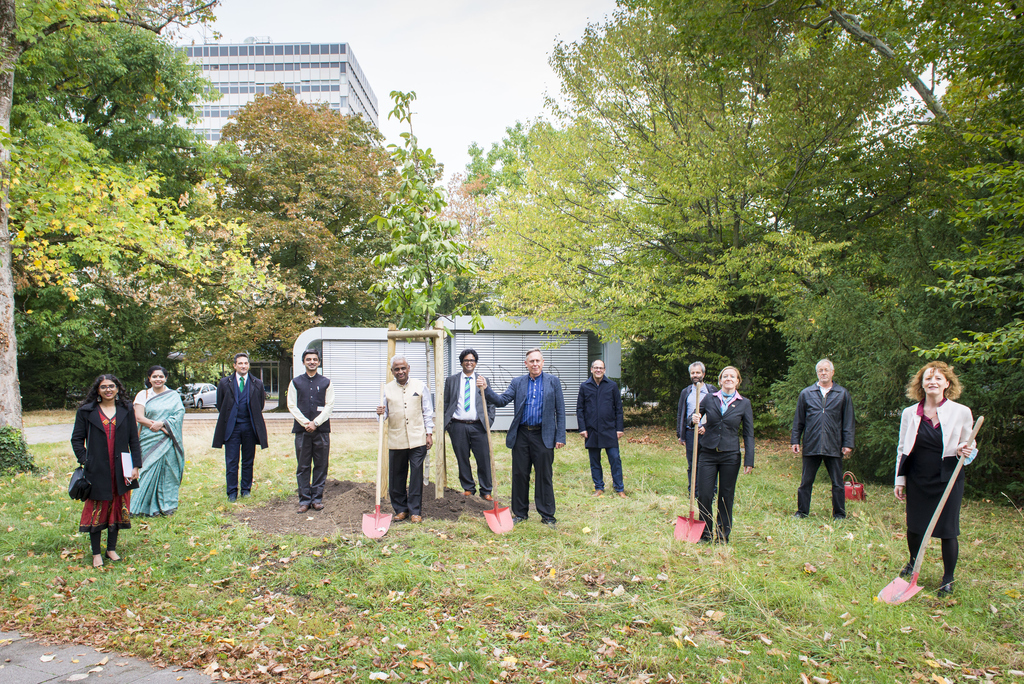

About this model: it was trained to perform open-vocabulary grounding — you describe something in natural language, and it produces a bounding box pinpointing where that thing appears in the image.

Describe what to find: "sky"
[178,0,619,180]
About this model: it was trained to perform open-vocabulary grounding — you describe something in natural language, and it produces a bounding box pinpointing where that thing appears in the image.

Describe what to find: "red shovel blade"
[483,500,514,534]
[877,573,923,605]
[674,514,706,542]
[362,504,392,539]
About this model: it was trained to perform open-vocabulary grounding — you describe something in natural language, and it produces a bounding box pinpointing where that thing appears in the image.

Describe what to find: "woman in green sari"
[131,366,186,516]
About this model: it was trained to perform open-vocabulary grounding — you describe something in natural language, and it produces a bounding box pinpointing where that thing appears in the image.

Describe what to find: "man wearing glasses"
[442,349,497,500]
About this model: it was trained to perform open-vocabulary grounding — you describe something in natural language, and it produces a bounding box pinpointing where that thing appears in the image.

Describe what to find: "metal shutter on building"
[454,331,586,430]
[322,338,448,418]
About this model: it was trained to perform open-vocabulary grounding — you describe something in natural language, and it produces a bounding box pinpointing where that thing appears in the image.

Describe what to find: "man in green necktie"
[212,352,269,502]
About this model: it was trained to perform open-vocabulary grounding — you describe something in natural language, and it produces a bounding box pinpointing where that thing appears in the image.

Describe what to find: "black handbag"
[68,466,92,501]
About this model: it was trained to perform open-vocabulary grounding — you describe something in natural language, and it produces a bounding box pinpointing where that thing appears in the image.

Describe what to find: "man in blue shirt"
[480,348,566,527]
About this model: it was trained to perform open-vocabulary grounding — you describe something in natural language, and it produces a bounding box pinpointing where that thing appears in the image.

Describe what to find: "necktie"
[239,376,245,394]
[464,376,471,411]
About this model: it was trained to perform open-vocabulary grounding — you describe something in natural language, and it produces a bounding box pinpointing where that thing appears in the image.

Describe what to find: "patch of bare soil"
[238,479,494,537]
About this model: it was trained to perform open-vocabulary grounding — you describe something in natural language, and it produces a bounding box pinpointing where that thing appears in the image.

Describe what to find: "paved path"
[24,412,297,445]
[0,631,211,683]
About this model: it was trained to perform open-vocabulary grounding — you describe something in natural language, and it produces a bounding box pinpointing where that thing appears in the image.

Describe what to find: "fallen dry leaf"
[803,563,818,574]
[759,635,773,646]
[40,655,55,662]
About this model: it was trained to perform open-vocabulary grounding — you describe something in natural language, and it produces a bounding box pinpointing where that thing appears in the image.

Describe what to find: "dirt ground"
[237,479,496,537]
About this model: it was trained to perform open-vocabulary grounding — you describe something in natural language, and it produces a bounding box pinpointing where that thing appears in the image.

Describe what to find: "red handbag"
[843,471,866,501]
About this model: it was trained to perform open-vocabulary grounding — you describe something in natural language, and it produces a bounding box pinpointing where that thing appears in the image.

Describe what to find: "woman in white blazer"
[894,361,977,596]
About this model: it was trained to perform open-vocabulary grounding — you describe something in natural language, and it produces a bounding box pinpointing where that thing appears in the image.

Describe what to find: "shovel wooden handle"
[375,383,386,507]
[480,386,496,484]
[688,382,703,516]
[908,415,984,578]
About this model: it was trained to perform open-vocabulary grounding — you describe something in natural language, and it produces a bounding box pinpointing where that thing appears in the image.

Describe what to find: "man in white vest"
[376,355,434,523]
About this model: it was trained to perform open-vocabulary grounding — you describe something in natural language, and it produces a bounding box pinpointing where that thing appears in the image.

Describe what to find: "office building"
[180,38,379,142]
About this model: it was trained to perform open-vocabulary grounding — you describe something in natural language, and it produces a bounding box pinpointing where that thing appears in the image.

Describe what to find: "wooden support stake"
[381,324,397,498]
[434,323,445,499]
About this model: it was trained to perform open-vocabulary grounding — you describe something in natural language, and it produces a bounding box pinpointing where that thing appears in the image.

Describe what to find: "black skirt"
[904,419,963,538]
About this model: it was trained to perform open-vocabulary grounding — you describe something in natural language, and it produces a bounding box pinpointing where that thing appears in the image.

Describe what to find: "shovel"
[362,384,392,538]
[479,386,514,534]
[878,415,984,604]
[675,383,707,542]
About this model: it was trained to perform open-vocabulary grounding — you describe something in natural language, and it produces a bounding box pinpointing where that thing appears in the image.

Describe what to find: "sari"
[131,388,186,516]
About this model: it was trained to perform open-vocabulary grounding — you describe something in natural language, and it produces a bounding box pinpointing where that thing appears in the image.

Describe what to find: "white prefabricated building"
[291,317,622,431]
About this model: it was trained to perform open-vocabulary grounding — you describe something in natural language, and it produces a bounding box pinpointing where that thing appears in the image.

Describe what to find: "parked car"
[190,383,218,409]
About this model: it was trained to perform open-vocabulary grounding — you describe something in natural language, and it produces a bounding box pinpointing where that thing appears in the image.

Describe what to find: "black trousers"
[447,420,492,496]
[511,427,556,522]
[796,454,845,518]
[389,445,426,516]
[697,448,741,542]
[295,431,330,505]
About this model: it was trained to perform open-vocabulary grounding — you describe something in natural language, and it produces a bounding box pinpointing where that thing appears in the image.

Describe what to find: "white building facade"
[292,317,622,431]
[179,38,378,142]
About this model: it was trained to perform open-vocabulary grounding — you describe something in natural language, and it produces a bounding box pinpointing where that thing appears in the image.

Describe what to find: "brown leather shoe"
[618,491,627,499]
[481,494,493,501]
[311,502,324,511]
[410,515,423,523]
[394,512,408,521]
[593,489,604,497]
[296,505,310,514]
[463,490,473,497]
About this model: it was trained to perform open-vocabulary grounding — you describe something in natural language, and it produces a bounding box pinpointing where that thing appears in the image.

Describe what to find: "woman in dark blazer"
[894,361,977,596]
[71,374,141,568]
[696,365,755,543]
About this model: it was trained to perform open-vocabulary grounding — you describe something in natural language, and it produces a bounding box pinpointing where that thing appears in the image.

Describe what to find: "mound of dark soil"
[239,479,495,537]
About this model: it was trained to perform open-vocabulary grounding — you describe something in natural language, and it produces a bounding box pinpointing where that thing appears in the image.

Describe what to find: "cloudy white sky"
[179,0,618,178]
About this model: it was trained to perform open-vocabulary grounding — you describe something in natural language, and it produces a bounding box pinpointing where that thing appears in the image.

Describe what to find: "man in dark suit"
[577,360,626,498]
[212,352,269,502]
[443,348,496,500]
[676,361,717,496]
[480,348,566,527]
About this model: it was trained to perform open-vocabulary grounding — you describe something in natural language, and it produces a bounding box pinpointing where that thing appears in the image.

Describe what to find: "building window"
[300,44,310,55]
[284,45,293,55]
[275,45,284,55]
[256,46,264,56]
[220,46,229,56]
[311,45,320,55]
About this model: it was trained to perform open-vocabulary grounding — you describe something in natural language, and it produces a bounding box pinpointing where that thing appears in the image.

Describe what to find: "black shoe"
[832,514,847,521]
[240,491,251,498]
[899,561,915,578]
[228,493,237,503]
[512,516,527,525]
[793,512,808,519]
[937,580,955,596]
[541,519,557,527]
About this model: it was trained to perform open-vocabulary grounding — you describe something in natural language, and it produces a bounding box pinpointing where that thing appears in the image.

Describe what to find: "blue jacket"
[485,372,566,450]
[576,377,623,449]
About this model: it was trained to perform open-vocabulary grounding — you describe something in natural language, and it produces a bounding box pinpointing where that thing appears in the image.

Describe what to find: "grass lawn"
[22,410,77,427]
[1,423,1022,683]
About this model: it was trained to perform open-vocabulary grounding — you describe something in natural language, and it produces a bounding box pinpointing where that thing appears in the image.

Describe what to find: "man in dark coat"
[481,348,566,527]
[576,360,626,497]
[443,348,497,500]
[791,358,855,520]
[212,352,269,502]
[676,361,717,496]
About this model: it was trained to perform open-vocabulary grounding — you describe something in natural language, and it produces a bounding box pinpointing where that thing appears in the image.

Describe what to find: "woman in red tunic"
[71,375,141,568]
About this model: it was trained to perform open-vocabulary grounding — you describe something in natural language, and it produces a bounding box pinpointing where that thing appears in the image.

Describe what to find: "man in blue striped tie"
[480,348,566,527]
[443,349,496,500]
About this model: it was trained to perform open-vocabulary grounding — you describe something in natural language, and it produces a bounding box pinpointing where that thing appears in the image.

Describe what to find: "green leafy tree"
[0,0,219,428]
[372,91,481,334]
[217,85,393,401]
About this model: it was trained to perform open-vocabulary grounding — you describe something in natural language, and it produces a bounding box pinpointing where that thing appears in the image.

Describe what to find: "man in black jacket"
[676,362,717,496]
[791,359,855,519]
[288,349,335,513]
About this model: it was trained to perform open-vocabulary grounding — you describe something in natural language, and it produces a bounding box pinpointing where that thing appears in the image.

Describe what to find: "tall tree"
[0,0,217,428]
[217,85,392,401]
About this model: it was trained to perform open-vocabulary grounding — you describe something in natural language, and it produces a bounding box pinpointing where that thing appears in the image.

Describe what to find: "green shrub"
[0,426,35,475]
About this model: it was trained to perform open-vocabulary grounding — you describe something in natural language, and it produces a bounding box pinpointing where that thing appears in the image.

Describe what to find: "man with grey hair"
[676,361,716,496]
[377,355,434,523]
[791,358,855,520]
[479,347,566,527]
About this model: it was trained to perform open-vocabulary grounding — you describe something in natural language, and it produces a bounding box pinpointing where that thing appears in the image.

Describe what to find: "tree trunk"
[0,0,24,429]
[277,348,290,411]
